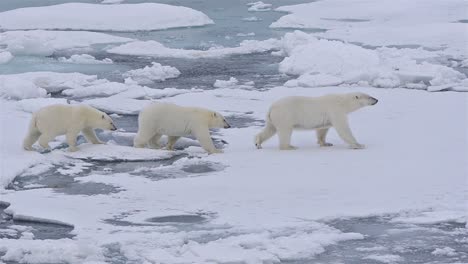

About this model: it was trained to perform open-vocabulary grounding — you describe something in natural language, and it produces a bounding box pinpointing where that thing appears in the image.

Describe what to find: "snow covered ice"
[0,0,467,263]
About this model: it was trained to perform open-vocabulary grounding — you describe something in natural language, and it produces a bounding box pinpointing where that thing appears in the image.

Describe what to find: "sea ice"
[0,30,132,56]
[0,3,214,31]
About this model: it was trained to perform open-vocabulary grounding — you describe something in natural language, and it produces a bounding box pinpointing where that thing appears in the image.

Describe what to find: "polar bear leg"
[38,134,54,150]
[133,130,155,148]
[255,122,276,149]
[23,129,41,151]
[66,131,79,152]
[330,114,365,149]
[316,128,333,147]
[194,128,221,154]
[82,127,103,144]
[277,126,296,150]
[148,134,162,149]
[166,136,180,150]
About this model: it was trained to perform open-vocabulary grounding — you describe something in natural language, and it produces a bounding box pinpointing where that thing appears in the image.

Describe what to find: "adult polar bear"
[134,103,231,154]
[23,104,117,152]
[255,92,378,150]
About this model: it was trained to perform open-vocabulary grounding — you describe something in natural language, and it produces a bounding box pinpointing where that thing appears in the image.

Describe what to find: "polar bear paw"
[68,146,79,152]
[209,149,223,154]
[280,145,297,150]
[349,143,365,149]
[320,142,333,147]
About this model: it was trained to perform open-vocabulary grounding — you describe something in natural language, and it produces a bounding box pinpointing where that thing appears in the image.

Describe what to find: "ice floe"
[107,38,281,58]
[0,3,214,31]
[0,30,132,56]
[271,0,467,57]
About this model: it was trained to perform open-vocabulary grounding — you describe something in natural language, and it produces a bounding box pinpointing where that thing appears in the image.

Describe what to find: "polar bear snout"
[110,123,117,131]
[224,120,231,128]
[370,97,378,105]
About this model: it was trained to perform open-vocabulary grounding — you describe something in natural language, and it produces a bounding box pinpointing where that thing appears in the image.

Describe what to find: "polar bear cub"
[23,104,117,152]
[133,103,231,154]
[255,92,378,150]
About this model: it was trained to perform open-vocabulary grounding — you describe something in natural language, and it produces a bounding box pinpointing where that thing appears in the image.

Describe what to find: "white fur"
[255,92,378,150]
[133,103,230,154]
[23,104,117,152]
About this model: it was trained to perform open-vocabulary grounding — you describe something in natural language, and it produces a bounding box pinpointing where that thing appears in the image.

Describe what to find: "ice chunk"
[123,62,180,85]
[247,1,272,12]
[278,31,466,90]
[16,98,69,113]
[364,254,404,263]
[214,77,239,88]
[0,72,113,100]
[58,54,113,64]
[0,3,214,31]
[0,51,13,64]
[431,247,457,256]
[0,76,47,100]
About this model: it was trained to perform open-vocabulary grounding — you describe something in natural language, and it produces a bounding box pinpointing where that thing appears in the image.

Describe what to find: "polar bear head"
[91,110,117,131]
[345,92,378,111]
[209,112,231,129]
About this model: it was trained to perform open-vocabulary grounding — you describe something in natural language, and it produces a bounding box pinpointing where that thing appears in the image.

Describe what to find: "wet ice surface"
[313,217,468,264]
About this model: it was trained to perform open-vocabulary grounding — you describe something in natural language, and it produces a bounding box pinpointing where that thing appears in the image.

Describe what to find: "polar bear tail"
[23,113,41,151]
[254,112,276,149]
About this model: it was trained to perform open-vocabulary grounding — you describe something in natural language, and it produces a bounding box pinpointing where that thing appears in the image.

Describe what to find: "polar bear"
[255,92,378,150]
[133,103,230,154]
[23,104,117,152]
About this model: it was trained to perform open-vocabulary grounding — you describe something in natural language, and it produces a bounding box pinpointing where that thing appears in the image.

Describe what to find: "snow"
[277,31,467,91]
[0,0,466,261]
[0,30,132,56]
[0,101,45,189]
[83,97,151,115]
[1,85,466,262]
[123,62,181,85]
[61,82,134,98]
[107,38,281,58]
[0,51,13,64]
[247,1,272,12]
[0,3,214,31]
[63,144,177,162]
[58,54,113,65]
[15,98,69,113]
[271,0,468,57]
